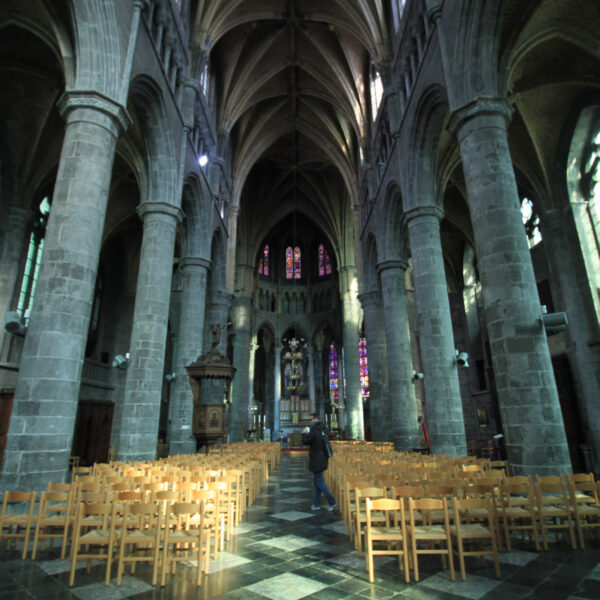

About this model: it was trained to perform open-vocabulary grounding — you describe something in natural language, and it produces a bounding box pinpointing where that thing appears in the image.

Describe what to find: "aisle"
[1,453,600,599]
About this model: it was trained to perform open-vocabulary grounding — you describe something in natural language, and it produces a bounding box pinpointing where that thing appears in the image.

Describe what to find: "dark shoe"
[310,504,321,511]
[327,503,338,512]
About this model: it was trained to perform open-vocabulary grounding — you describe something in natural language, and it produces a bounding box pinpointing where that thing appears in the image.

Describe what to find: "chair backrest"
[392,485,422,499]
[366,497,406,527]
[409,496,449,527]
[117,491,144,503]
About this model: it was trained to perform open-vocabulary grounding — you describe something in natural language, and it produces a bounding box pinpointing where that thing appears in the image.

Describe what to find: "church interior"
[1,0,600,598]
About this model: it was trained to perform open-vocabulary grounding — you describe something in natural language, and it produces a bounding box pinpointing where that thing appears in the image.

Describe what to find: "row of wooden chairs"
[0,443,278,586]
[364,494,501,583]
[68,495,217,587]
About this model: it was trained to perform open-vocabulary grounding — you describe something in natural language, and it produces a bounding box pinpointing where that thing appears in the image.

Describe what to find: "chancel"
[1,0,600,597]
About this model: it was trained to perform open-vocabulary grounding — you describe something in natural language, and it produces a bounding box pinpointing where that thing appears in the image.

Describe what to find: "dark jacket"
[301,420,329,473]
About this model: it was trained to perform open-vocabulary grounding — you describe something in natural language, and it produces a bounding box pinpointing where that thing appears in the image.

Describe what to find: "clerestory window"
[17,196,50,324]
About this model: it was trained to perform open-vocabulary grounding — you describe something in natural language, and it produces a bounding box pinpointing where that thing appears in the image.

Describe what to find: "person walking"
[302,413,337,511]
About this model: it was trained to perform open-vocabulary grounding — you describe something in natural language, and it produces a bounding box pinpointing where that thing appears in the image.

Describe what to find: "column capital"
[179,256,211,271]
[376,259,409,275]
[137,201,183,225]
[404,205,443,227]
[57,90,131,134]
[447,96,513,137]
[357,289,383,308]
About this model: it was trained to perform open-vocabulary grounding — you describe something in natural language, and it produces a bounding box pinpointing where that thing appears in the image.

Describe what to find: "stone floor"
[2,453,600,599]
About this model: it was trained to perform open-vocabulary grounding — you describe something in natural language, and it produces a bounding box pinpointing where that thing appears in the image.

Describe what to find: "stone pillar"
[199,289,232,409]
[273,350,281,441]
[308,345,317,414]
[449,98,571,474]
[339,266,364,440]
[336,344,347,431]
[248,337,258,419]
[0,206,31,359]
[543,207,600,468]
[230,295,252,441]
[0,92,128,490]
[314,330,326,420]
[167,256,210,454]
[116,202,182,462]
[358,289,393,443]
[405,206,467,456]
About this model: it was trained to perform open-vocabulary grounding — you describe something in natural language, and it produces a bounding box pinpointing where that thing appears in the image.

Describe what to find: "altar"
[279,336,312,428]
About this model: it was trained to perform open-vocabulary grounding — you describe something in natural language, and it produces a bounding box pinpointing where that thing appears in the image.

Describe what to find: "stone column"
[199,289,232,409]
[314,330,326,420]
[358,289,393,443]
[273,350,281,441]
[0,92,128,490]
[336,344,346,431]
[405,206,467,456]
[449,98,571,474]
[248,337,258,418]
[543,207,600,468]
[0,206,31,359]
[339,266,364,440]
[230,295,252,441]
[308,345,317,413]
[116,202,182,462]
[167,256,210,454]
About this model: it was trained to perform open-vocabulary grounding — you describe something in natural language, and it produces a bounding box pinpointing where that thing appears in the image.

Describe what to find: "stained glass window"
[318,243,332,277]
[259,244,270,276]
[329,343,339,402]
[359,337,370,398]
[286,246,301,279]
[17,196,50,325]
[294,246,301,278]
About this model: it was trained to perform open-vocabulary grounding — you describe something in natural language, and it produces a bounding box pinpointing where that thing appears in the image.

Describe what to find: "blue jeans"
[313,471,335,507]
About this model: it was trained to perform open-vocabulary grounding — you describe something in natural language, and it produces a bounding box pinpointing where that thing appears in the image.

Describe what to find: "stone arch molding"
[70,0,121,97]
[181,173,210,259]
[402,84,450,211]
[378,180,410,264]
[127,75,179,207]
[1,1,75,89]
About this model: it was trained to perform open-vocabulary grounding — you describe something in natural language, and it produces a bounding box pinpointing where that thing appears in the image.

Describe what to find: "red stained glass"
[318,244,332,277]
[329,343,339,401]
[286,246,301,279]
[359,337,369,398]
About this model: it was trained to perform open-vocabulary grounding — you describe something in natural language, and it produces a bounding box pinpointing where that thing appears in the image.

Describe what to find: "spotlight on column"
[412,370,424,381]
[112,353,129,370]
[540,306,568,334]
[198,154,208,167]
[4,311,27,336]
[455,350,469,368]
[165,373,176,383]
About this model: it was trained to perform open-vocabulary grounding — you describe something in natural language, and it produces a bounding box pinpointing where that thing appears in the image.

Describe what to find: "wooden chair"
[566,473,600,548]
[0,490,37,559]
[464,483,503,551]
[190,489,220,560]
[535,476,576,550]
[69,501,118,586]
[497,476,540,551]
[364,497,409,583]
[451,496,501,580]
[32,490,73,559]
[116,501,162,586]
[161,501,207,586]
[407,497,455,582]
[354,486,387,554]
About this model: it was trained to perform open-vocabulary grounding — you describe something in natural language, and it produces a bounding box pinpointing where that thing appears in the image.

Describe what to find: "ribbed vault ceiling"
[191,0,388,252]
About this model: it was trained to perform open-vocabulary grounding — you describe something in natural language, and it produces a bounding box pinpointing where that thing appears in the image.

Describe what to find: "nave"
[1,453,600,600]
